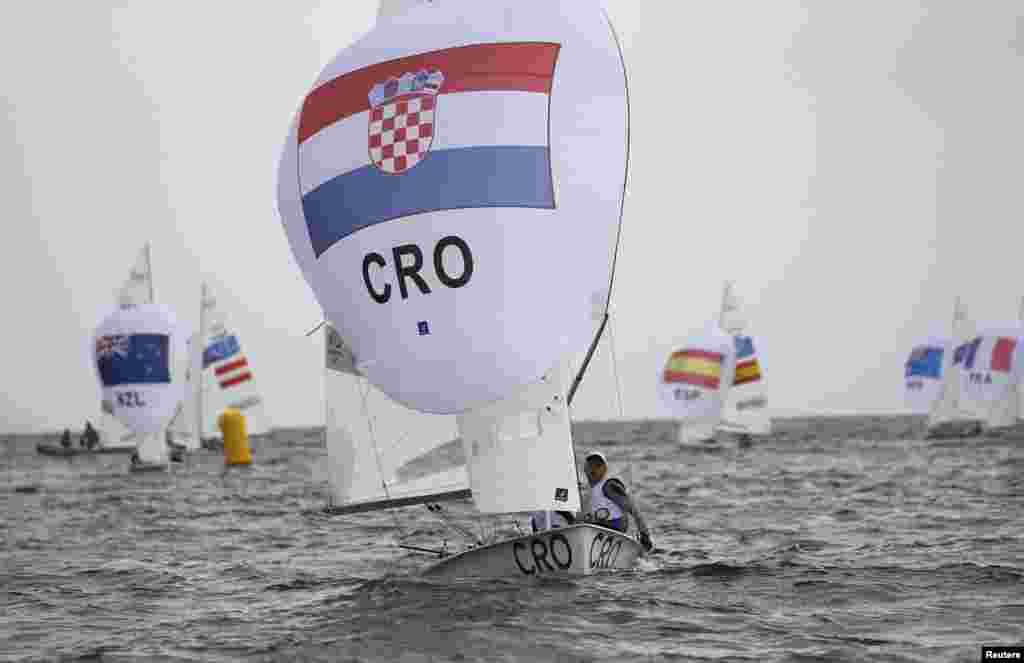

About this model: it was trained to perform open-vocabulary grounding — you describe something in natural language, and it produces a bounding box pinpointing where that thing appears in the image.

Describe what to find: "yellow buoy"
[219,408,252,465]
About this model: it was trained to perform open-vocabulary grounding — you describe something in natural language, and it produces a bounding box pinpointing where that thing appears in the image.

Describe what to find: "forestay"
[277,0,629,415]
[323,324,470,513]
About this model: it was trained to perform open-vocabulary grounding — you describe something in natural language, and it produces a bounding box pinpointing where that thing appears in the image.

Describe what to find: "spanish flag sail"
[656,322,734,426]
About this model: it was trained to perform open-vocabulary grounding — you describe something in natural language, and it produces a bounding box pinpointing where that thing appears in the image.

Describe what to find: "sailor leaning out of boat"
[581,451,654,551]
[530,451,654,552]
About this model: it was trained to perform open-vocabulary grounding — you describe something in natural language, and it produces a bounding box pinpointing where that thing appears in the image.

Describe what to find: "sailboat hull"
[925,419,983,440]
[36,443,135,456]
[421,524,644,579]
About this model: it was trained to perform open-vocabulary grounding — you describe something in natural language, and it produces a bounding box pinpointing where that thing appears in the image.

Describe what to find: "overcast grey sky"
[2,2,1022,433]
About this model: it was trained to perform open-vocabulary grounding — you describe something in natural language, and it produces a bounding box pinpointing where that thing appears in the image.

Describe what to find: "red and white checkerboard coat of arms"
[367,69,444,175]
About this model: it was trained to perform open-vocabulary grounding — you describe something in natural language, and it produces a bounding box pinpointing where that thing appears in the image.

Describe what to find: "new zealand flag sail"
[96,333,170,387]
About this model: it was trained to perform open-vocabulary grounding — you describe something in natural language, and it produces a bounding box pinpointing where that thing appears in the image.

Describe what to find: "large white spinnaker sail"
[954,328,1021,431]
[656,322,734,444]
[277,0,628,415]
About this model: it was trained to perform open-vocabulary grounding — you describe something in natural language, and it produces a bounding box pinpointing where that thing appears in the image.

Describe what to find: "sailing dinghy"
[657,321,734,446]
[715,282,770,445]
[195,283,269,448]
[281,0,642,577]
[93,303,186,472]
[99,244,156,453]
[919,297,984,439]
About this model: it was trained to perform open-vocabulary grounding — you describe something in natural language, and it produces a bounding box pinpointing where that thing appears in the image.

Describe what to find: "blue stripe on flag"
[97,334,170,387]
[953,337,980,369]
[302,145,555,258]
[203,335,241,368]
[905,346,942,379]
[734,335,755,359]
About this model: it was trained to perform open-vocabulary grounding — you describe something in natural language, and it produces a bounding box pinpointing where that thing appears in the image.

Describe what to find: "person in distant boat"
[60,429,72,448]
[83,421,99,450]
[529,510,576,532]
[581,451,654,552]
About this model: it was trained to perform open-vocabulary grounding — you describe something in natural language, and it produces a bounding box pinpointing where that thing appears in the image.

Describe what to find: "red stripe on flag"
[215,358,248,376]
[663,370,720,389]
[299,42,560,143]
[992,337,1017,372]
[670,349,724,363]
[220,372,252,389]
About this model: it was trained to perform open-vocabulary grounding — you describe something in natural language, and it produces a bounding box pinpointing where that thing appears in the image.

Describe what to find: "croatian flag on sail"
[203,334,253,390]
[96,334,170,387]
[298,42,560,258]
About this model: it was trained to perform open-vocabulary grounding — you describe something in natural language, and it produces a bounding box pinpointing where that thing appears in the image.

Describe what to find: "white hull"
[130,460,168,473]
[422,524,643,579]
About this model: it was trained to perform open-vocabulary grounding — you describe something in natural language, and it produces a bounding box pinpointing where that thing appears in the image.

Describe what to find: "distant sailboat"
[196,283,269,447]
[985,298,1024,437]
[715,282,771,444]
[657,320,734,446]
[93,303,186,472]
[100,244,155,453]
[921,297,983,439]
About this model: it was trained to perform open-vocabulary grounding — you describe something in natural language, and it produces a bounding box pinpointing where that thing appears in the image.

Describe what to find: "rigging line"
[606,312,632,492]
[355,376,406,540]
[305,320,326,337]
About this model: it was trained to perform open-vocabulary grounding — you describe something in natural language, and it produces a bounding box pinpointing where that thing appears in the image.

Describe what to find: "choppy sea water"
[3,417,1022,663]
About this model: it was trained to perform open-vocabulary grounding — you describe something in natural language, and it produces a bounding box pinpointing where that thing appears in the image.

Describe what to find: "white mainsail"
[323,323,470,513]
[716,283,771,437]
[197,283,270,441]
[166,334,201,450]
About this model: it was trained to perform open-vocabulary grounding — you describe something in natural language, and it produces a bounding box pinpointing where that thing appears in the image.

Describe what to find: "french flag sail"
[298,42,560,258]
[954,334,1019,404]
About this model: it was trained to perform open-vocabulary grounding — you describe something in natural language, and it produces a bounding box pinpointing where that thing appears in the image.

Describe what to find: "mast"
[196,283,206,441]
[718,280,732,329]
[145,241,155,304]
